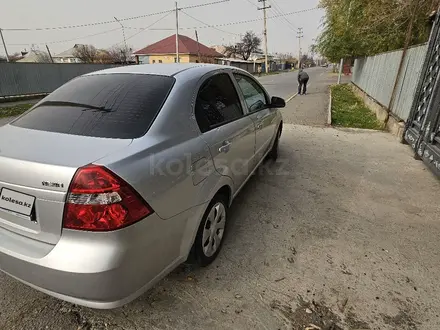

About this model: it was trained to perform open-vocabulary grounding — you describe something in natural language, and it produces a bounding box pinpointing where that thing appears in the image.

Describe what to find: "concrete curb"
[286,92,298,103]
[327,88,332,125]
[0,94,47,104]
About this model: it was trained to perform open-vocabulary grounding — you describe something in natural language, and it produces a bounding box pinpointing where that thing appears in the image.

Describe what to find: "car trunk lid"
[0,125,132,245]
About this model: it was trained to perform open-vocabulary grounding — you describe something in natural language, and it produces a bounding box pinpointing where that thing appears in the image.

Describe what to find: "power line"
[9,6,318,47]
[8,27,122,46]
[180,10,240,36]
[120,12,174,44]
[179,7,319,30]
[122,7,317,31]
[242,0,259,8]
[1,0,230,32]
[270,0,298,31]
[241,0,298,31]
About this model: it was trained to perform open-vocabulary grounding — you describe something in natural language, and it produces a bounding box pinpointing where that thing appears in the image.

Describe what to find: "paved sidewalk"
[282,72,350,126]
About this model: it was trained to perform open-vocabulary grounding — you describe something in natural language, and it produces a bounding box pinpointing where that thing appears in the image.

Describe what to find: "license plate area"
[0,188,36,217]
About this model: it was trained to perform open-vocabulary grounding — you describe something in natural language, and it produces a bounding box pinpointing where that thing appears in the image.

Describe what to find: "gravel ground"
[1,125,439,330]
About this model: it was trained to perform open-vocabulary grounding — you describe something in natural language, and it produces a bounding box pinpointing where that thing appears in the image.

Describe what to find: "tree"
[73,45,98,63]
[29,47,52,63]
[35,51,52,63]
[301,54,316,67]
[316,0,440,62]
[223,31,262,60]
[277,53,298,66]
[224,44,238,58]
[106,45,133,64]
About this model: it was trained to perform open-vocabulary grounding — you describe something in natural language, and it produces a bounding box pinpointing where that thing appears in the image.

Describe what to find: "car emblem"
[42,181,64,188]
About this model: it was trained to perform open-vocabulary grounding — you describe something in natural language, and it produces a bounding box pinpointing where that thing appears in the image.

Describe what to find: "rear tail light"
[63,165,153,231]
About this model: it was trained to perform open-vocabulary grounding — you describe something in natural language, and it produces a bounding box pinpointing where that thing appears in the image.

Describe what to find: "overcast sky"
[0,0,324,57]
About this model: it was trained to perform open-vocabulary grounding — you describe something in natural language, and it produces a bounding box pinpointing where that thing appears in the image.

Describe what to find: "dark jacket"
[298,70,309,82]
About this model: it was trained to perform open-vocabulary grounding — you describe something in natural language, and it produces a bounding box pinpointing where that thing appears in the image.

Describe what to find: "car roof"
[84,63,235,78]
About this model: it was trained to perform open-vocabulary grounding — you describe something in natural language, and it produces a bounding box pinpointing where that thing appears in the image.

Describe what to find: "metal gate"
[405,13,440,178]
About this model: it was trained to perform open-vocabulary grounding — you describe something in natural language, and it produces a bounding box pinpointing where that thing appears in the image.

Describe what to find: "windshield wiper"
[38,100,113,112]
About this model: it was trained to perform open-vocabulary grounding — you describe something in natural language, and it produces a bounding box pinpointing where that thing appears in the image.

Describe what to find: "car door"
[194,72,256,189]
[233,73,277,164]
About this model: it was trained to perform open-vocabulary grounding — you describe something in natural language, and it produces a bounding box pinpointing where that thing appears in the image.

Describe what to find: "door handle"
[219,141,232,153]
[256,123,263,130]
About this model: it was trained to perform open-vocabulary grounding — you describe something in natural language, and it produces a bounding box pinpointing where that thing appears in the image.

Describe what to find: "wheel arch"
[180,176,234,261]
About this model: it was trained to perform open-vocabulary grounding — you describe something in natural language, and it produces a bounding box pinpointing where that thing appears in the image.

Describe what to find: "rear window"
[12,73,175,139]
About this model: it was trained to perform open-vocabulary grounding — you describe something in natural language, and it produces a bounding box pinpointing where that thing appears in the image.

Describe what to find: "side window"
[195,73,244,133]
[234,74,268,112]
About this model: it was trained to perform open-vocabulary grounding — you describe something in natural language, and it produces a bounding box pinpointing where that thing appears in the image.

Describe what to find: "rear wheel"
[268,126,282,160]
[192,195,228,267]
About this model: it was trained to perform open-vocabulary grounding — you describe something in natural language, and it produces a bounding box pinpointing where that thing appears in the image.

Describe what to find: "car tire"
[268,126,282,161]
[192,194,229,267]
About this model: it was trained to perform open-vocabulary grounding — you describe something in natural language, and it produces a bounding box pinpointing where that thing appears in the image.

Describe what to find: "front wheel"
[192,195,228,267]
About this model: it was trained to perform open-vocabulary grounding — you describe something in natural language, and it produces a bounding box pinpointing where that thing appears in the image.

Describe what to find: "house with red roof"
[133,34,223,64]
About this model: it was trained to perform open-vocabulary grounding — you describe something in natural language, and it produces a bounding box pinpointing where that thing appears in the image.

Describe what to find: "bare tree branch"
[73,45,98,63]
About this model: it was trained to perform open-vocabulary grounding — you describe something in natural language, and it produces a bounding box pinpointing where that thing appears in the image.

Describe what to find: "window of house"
[233,74,268,112]
[152,60,156,64]
[195,73,243,133]
[159,60,163,63]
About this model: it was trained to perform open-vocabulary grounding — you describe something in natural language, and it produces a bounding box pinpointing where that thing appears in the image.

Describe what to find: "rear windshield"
[12,73,175,139]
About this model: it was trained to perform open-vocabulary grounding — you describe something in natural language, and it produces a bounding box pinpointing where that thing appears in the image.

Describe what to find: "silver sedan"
[0,64,284,309]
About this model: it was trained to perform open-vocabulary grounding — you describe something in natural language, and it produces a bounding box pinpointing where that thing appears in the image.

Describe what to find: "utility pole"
[195,30,201,63]
[258,0,271,73]
[114,17,128,54]
[175,2,180,63]
[46,44,54,63]
[297,27,303,69]
[0,28,10,62]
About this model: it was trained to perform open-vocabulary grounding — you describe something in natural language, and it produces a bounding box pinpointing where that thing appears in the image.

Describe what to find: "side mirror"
[270,96,286,108]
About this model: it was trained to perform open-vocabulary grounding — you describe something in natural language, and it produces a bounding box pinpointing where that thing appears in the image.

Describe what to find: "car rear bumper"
[0,213,187,309]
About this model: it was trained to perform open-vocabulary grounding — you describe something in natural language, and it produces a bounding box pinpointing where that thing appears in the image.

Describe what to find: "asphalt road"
[1,69,440,330]
[259,67,338,126]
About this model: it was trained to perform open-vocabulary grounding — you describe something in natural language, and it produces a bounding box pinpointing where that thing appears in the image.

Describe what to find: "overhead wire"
[270,0,298,31]
[179,7,318,30]
[1,0,231,31]
[118,11,175,44]
[242,0,259,8]
[8,27,122,46]
[5,6,317,49]
[122,6,317,32]
[179,10,240,36]
[240,0,298,31]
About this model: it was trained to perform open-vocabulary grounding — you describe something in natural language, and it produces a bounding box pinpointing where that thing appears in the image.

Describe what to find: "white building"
[52,44,83,63]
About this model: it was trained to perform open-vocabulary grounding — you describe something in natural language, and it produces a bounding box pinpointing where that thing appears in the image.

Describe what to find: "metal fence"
[352,44,428,121]
[0,63,118,97]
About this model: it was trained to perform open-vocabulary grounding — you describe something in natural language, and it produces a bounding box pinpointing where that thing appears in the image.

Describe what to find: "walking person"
[297,69,309,95]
